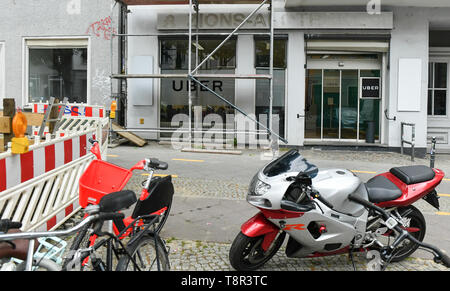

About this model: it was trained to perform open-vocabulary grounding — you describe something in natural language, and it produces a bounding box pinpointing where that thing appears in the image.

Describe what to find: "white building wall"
[286,31,305,146]
[0,0,118,108]
[387,7,429,150]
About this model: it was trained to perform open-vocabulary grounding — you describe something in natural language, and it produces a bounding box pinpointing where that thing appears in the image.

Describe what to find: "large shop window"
[27,39,88,104]
[428,62,447,116]
[254,37,287,138]
[160,37,236,136]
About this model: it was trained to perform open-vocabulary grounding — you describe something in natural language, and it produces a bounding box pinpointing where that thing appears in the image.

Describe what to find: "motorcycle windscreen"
[263,149,318,178]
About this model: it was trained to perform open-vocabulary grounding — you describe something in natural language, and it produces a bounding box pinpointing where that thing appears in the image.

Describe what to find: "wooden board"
[23,112,45,127]
[0,116,11,133]
[111,123,147,147]
[2,99,15,151]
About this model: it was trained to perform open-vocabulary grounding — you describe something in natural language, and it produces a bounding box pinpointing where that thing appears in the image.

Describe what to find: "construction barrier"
[0,107,108,232]
[31,102,105,118]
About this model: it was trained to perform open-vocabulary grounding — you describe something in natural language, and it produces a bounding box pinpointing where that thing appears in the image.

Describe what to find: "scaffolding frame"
[110,0,287,146]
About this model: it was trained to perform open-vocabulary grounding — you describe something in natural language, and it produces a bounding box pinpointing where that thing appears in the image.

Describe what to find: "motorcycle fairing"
[375,168,444,208]
[266,208,368,258]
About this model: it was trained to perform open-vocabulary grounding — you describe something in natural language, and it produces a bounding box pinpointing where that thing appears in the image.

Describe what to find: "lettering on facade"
[158,13,268,30]
[172,80,223,92]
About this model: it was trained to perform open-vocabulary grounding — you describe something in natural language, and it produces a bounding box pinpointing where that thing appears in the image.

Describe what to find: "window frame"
[23,37,91,106]
[428,60,449,118]
[159,36,237,71]
[253,36,288,138]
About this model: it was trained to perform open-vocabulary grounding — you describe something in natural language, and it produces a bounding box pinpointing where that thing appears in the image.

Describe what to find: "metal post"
[269,0,276,154]
[400,123,404,155]
[25,239,35,271]
[188,0,193,147]
[430,136,436,168]
[411,124,415,162]
[190,76,288,144]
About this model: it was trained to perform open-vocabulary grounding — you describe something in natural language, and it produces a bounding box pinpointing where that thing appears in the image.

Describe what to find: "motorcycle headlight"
[252,180,271,196]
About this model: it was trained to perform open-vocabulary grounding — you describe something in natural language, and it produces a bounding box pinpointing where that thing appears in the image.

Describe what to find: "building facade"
[1,0,450,156]
[0,0,119,112]
[120,0,450,155]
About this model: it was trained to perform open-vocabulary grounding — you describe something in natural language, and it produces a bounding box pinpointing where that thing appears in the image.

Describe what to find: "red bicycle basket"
[79,160,133,208]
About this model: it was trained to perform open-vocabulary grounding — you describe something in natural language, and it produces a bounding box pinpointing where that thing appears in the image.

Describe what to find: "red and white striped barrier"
[30,102,105,118]
[0,115,109,232]
[0,132,94,192]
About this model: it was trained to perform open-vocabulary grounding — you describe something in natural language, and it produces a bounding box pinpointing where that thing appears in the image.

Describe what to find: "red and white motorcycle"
[229,149,450,270]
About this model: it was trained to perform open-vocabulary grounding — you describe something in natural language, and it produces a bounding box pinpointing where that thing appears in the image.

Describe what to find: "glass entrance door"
[305,67,381,141]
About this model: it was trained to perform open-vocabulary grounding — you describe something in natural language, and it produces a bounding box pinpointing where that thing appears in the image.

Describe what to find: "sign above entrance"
[157,12,393,30]
[361,77,381,99]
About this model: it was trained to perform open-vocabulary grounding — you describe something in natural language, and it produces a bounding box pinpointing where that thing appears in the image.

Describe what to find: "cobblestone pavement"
[57,146,450,271]
[165,238,448,271]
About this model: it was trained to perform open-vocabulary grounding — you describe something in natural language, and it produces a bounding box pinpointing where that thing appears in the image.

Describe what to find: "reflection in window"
[160,38,236,137]
[428,62,447,116]
[28,48,87,103]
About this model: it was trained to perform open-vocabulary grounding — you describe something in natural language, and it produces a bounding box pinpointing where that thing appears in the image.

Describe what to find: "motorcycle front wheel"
[229,231,286,271]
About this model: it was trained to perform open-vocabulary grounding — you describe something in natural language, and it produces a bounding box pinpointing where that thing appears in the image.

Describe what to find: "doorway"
[305,53,382,142]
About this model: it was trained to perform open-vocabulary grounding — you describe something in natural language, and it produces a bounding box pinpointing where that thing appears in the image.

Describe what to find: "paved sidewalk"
[59,143,450,271]
[165,238,448,271]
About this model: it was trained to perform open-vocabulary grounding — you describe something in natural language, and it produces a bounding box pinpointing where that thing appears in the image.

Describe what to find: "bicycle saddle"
[99,190,137,213]
[0,229,38,261]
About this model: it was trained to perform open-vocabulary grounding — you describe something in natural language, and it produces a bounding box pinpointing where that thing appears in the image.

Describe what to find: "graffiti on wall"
[86,16,116,40]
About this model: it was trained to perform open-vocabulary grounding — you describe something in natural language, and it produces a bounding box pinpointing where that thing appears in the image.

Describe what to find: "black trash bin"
[365,121,375,143]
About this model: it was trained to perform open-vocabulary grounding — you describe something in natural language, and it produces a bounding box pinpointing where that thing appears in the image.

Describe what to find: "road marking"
[141,173,178,178]
[351,170,377,174]
[444,178,450,182]
[438,194,450,197]
[107,154,119,158]
[172,158,204,163]
[436,212,450,216]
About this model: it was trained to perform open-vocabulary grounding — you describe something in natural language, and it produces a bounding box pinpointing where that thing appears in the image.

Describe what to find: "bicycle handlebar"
[0,212,122,242]
[0,219,22,233]
[88,138,98,145]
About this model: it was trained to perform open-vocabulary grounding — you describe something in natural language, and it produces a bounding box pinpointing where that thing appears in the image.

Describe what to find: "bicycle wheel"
[62,222,93,271]
[116,233,170,271]
[16,258,61,271]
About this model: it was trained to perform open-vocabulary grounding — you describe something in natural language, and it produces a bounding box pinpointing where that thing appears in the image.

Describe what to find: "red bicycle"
[63,139,174,270]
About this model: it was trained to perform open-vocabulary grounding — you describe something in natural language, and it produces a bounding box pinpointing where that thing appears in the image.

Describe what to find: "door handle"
[297,114,305,118]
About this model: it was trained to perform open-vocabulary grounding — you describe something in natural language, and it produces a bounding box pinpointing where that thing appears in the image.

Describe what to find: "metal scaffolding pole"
[191,0,268,75]
[111,0,287,146]
[188,0,193,145]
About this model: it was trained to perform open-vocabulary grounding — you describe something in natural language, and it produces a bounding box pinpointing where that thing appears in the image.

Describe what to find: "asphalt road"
[108,142,450,261]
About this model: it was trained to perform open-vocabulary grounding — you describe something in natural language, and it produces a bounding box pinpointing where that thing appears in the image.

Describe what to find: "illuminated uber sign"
[361,77,381,99]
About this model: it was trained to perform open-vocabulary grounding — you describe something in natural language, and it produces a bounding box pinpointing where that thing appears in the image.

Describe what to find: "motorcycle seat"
[365,175,402,203]
[389,165,435,185]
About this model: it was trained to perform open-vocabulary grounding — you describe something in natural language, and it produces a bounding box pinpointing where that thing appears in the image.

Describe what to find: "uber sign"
[361,77,381,99]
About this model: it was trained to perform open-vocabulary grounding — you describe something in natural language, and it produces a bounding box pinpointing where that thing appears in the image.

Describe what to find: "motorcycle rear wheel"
[371,205,426,262]
[229,231,286,271]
